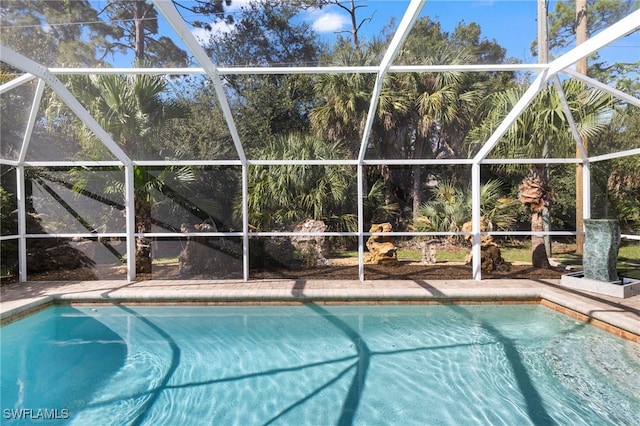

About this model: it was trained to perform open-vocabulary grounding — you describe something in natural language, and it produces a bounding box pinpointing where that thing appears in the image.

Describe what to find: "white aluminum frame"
[1,1,638,282]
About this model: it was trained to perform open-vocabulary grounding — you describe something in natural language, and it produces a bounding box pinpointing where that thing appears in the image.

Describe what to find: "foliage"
[312,16,514,223]
[47,72,192,272]
[466,78,615,266]
[54,72,190,160]
[590,102,640,232]
[363,180,401,226]
[0,0,189,67]
[96,0,187,66]
[467,79,615,166]
[0,181,18,270]
[204,1,321,150]
[311,45,382,155]
[241,133,356,232]
[542,0,639,84]
[0,0,113,67]
[413,179,519,241]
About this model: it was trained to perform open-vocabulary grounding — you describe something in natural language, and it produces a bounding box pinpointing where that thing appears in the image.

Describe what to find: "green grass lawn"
[554,242,640,279]
[333,239,640,279]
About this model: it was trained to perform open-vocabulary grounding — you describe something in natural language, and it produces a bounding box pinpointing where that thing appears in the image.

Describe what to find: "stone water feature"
[561,219,640,298]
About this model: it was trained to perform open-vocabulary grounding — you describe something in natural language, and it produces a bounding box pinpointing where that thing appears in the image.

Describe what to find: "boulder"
[461,218,510,272]
[365,223,399,266]
[178,220,219,275]
[291,219,331,266]
[5,211,95,275]
[420,239,439,265]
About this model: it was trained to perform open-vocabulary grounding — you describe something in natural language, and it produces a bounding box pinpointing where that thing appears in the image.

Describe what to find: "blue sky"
[190,0,638,65]
[192,0,544,62]
[308,0,542,61]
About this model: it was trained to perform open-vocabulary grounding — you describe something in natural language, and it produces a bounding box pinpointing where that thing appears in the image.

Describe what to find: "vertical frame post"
[242,164,249,282]
[582,160,591,222]
[124,165,136,282]
[358,163,365,282]
[16,166,27,282]
[471,163,482,280]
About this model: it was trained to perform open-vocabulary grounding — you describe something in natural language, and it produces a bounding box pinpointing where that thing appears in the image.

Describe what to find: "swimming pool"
[1,304,639,425]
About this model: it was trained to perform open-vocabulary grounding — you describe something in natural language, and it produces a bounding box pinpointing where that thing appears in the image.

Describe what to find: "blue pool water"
[1,304,639,425]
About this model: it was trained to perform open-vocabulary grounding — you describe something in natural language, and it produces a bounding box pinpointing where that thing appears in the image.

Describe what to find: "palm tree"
[468,79,614,267]
[413,179,518,244]
[241,133,356,232]
[311,46,389,157]
[394,44,485,220]
[54,72,191,274]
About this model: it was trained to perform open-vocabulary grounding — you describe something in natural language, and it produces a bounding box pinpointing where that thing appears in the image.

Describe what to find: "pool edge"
[2,281,638,342]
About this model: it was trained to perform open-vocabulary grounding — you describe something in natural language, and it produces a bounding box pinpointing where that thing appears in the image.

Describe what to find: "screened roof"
[2,0,639,166]
[1,0,639,282]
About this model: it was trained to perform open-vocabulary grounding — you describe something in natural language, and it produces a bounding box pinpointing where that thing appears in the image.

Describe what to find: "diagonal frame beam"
[547,9,640,76]
[562,68,640,108]
[153,0,247,164]
[0,73,37,94]
[357,0,427,163]
[551,75,588,161]
[0,45,132,166]
[18,79,46,163]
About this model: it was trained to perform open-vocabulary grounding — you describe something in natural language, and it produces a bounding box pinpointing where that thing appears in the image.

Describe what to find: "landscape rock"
[365,223,399,266]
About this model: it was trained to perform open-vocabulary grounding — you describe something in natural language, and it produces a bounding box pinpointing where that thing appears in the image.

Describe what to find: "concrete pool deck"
[1,278,639,342]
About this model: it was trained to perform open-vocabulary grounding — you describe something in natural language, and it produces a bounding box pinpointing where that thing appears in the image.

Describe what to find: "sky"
[190,0,542,61]
[188,0,638,66]
[307,0,542,60]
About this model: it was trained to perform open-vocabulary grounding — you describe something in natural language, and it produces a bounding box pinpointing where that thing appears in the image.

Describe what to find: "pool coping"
[1,279,638,342]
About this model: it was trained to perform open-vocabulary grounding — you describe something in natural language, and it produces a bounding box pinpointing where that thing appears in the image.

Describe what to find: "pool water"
[1,304,639,425]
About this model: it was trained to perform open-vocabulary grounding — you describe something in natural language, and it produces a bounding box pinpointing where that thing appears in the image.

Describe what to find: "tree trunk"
[519,166,553,269]
[135,196,152,274]
[134,0,146,61]
[380,164,393,205]
[575,0,588,254]
[531,210,550,269]
[412,165,421,223]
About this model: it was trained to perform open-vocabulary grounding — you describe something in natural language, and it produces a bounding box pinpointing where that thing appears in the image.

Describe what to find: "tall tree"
[98,0,187,66]
[319,0,374,48]
[540,0,639,83]
[541,0,638,253]
[0,0,192,67]
[467,79,615,268]
[395,18,509,219]
[311,44,386,157]
[204,1,321,151]
[56,74,191,274]
[313,17,511,222]
[0,0,114,66]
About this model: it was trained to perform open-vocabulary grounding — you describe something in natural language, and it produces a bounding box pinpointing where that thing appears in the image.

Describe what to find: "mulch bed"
[2,262,567,284]
[251,262,566,281]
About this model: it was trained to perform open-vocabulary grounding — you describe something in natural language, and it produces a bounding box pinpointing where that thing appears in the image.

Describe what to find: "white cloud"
[191,20,236,45]
[189,0,248,45]
[311,11,349,33]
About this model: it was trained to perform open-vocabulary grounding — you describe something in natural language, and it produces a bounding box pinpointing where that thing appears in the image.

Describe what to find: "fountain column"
[583,219,620,282]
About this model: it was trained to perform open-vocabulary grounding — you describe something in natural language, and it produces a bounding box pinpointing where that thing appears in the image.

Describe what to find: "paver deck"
[2,278,639,341]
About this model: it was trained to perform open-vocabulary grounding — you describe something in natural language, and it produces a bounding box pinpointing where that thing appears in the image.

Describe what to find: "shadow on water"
[443,304,558,426]
[84,301,369,426]
[0,306,127,413]
[112,305,182,426]
[303,303,371,426]
[289,280,557,425]
[77,300,562,425]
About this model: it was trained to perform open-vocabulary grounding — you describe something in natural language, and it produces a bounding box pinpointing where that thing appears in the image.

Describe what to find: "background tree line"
[1,0,638,274]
